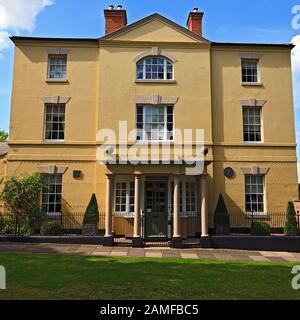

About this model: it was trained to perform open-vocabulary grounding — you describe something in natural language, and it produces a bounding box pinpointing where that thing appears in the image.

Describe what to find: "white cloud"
[0,0,53,51]
[0,30,9,48]
[292,35,300,71]
[292,36,300,110]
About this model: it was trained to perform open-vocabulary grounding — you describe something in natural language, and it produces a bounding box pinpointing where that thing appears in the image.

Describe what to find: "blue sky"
[0,0,300,176]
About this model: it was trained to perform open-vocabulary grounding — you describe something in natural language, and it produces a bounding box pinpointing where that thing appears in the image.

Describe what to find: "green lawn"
[0,252,299,300]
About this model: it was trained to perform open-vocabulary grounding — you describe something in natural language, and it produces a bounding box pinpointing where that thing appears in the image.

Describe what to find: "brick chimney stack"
[104,5,127,34]
[187,8,204,37]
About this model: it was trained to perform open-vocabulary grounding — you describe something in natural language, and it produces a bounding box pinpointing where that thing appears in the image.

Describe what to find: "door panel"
[144,181,168,238]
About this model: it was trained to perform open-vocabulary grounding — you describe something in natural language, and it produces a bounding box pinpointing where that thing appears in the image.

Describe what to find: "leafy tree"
[0,130,8,141]
[284,202,298,236]
[214,194,230,234]
[0,172,45,217]
[83,194,100,224]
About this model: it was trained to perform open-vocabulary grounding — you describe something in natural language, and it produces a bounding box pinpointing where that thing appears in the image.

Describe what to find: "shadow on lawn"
[0,251,298,300]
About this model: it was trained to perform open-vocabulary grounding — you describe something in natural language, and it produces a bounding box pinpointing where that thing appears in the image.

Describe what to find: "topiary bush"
[251,221,271,236]
[83,194,100,224]
[40,221,62,236]
[284,202,298,236]
[214,194,230,235]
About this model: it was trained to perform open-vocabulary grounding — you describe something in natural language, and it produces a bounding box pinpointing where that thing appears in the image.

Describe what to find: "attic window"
[136,57,173,80]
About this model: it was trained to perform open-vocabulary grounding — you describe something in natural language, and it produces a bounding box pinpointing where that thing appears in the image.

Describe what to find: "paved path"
[0,242,299,262]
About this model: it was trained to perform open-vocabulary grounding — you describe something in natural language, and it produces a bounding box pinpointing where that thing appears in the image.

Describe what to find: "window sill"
[245,212,268,219]
[45,212,62,217]
[136,140,175,145]
[114,213,134,218]
[243,142,263,146]
[135,79,176,84]
[44,140,65,144]
[241,82,263,87]
[46,79,69,83]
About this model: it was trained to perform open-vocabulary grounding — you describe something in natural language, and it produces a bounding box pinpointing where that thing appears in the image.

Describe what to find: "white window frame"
[169,177,198,218]
[114,181,134,218]
[245,175,265,214]
[241,59,260,84]
[243,106,263,143]
[44,103,65,142]
[41,174,63,216]
[136,105,174,142]
[47,54,67,80]
[136,57,174,81]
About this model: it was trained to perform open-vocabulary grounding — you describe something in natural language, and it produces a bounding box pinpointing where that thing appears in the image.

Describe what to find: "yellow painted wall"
[98,43,213,144]
[10,41,99,143]
[211,46,296,144]
[211,45,298,212]
[113,19,200,43]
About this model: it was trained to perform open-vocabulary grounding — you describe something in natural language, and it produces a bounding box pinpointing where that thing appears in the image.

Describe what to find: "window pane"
[137,57,173,80]
[136,105,173,141]
[48,55,67,79]
[42,174,62,214]
[243,107,261,142]
[245,175,264,213]
[45,104,65,141]
[242,60,258,83]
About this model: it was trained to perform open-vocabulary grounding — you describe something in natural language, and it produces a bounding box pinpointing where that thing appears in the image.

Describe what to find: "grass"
[0,252,299,300]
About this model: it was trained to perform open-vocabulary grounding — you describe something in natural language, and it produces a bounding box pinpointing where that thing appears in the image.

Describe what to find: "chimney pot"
[108,5,114,10]
[193,7,199,12]
[117,5,123,10]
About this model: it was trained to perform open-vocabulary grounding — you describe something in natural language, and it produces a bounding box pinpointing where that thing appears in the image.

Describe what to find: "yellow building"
[1,6,298,246]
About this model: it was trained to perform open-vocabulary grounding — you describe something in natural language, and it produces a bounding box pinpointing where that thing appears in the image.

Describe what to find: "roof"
[212,42,294,49]
[99,13,211,43]
[9,13,294,49]
[10,36,98,43]
[0,142,8,156]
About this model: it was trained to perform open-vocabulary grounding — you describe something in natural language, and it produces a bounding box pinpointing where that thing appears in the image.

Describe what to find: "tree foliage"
[284,202,298,236]
[83,194,100,224]
[0,172,45,217]
[214,194,230,226]
[0,130,8,141]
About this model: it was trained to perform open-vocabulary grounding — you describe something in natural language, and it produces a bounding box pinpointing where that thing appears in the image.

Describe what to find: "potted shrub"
[284,202,298,236]
[214,194,230,235]
[251,221,271,235]
[82,194,100,236]
[41,221,62,236]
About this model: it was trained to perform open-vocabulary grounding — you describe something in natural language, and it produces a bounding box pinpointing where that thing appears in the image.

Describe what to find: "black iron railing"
[0,211,298,238]
[0,212,106,236]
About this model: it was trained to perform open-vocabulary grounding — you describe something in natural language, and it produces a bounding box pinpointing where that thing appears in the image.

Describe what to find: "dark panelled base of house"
[0,236,104,245]
[211,236,300,253]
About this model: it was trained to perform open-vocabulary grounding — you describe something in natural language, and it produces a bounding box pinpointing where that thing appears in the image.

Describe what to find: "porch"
[103,168,210,248]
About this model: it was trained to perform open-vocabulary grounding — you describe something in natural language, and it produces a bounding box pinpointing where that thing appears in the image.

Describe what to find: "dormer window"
[137,57,173,80]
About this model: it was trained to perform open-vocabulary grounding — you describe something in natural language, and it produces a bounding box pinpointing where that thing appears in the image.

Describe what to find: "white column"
[200,173,208,237]
[133,174,141,238]
[173,175,181,238]
[105,174,114,237]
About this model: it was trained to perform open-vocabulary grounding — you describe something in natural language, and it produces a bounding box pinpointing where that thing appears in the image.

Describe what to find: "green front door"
[144,180,168,238]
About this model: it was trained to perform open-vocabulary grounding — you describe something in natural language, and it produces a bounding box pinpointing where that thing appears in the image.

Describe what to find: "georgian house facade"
[0,6,298,246]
